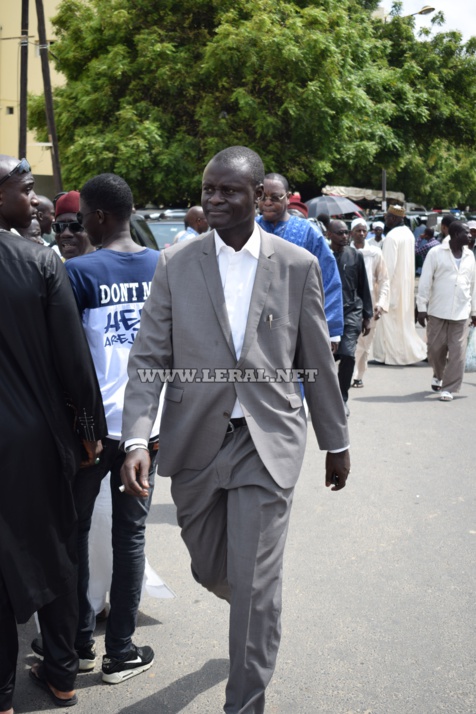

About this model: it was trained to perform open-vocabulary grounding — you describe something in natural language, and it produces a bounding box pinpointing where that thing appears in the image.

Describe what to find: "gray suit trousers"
[170,424,294,714]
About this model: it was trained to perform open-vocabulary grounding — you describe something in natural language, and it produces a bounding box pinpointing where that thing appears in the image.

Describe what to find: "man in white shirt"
[350,218,390,387]
[120,146,350,714]
[417,221,476,401]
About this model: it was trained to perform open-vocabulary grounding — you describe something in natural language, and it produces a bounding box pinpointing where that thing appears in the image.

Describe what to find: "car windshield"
[148,222,184,250]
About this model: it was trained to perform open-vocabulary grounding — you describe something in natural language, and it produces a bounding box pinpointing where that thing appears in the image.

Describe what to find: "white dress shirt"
[416,242,476,320]
[215,225,260,417]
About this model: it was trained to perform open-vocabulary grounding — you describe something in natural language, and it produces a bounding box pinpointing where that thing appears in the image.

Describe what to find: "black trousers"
[73,437,157,658]
[334,353,355,403]
[0,569,78,710]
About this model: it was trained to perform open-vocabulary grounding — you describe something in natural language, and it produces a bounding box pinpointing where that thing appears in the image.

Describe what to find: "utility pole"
[19,0,29,159]
[35,0,63,193]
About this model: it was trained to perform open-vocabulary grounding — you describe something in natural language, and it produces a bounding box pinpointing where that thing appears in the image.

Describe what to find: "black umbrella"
[306,195,362,218]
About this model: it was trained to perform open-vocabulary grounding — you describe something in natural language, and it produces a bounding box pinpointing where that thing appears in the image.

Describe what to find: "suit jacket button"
[223,411,231,419]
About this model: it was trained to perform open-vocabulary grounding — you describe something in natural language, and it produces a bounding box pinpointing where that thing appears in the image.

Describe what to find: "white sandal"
[439,391,453,401]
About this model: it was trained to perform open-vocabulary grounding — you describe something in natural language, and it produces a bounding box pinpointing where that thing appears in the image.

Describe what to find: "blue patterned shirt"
[256,215,344,338]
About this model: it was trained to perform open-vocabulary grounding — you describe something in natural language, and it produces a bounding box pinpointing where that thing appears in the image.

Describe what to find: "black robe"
[0,230,106,623]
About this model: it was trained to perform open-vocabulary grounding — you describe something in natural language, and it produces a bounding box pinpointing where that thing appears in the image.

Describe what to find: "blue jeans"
[73,437,157,659]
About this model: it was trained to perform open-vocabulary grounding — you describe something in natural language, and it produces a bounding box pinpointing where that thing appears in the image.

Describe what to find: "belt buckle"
[226,421,235,434]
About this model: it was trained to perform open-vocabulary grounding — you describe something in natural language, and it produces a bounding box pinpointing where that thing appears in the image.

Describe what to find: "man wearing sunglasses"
[256,173,343,351]
[0,155,106,712]
[52,191,94,260]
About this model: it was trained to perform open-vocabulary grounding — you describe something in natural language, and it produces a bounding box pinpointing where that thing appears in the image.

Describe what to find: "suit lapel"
[199,232,237,360]
[237,228,275,367]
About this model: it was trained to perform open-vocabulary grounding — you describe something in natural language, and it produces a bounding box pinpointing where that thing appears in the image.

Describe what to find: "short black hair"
[441,214,456,228]
[448,220,466,239]
[423,227,435,239]
[80,173,133,221]
[209,146,264,187]
[264,173,289,192]
[317,212,330,228]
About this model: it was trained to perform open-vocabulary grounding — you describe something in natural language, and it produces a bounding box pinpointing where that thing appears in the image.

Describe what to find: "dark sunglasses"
[51,221,84,234]
[0,158,31,187]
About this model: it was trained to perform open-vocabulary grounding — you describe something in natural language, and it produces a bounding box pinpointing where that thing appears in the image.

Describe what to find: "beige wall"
[0,0,64,194]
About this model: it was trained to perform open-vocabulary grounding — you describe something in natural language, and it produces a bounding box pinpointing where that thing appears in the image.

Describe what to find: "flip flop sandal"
[439,391,453,402]
[29,664,78,707]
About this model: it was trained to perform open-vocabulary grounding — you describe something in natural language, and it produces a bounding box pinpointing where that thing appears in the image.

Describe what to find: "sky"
[379,0,476,43]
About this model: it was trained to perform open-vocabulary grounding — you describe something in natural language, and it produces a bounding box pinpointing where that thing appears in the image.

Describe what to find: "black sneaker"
[101,644,154,684]
[31,636,97,671]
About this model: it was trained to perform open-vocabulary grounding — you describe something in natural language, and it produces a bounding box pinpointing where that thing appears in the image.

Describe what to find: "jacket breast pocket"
[268,314,291,329]
[164,385,183,403]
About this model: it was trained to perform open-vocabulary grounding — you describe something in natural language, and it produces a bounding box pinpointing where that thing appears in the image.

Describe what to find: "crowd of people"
[1,146,475,714]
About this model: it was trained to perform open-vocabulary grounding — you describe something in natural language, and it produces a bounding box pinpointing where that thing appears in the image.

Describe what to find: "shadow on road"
[147,502,178,526]
[354,391,468,403]
[118,658,229,714]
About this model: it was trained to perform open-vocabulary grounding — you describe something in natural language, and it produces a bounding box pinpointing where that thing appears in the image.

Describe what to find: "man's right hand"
[80,439,103,468]
[120,449,151,498]
[417,311,428,327]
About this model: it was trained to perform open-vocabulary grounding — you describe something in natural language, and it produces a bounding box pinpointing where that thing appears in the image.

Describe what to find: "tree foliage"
[336,11,476,207]
[29,0,476,206]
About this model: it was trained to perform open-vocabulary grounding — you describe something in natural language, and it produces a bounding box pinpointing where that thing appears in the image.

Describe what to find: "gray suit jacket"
[122,227,348,488]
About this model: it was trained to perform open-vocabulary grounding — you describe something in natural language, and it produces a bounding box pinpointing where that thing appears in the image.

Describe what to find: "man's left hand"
[362,318,371,337]
[325,450,351,491]
[330,340,340,354]
[120,449,151,498]
[471,316,476,327]
[418,311,428,327]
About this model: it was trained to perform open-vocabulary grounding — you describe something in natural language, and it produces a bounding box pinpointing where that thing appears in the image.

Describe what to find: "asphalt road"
[14,344,476,714]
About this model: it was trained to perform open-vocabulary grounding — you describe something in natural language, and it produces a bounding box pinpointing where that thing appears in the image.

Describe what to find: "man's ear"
[97,209,107,224]
[255,184,264,201]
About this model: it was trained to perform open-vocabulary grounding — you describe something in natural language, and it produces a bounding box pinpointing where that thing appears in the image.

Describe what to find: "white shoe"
[439,391,453,402]
[431,377,442,392]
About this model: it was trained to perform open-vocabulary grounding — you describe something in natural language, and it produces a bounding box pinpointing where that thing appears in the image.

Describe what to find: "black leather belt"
[226,417,247,434]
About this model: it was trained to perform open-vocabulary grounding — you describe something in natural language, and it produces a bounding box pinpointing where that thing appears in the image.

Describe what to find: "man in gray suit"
[120,146,350,714]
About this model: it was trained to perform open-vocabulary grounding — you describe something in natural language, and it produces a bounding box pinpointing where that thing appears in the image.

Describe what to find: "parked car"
[130,213,160,250]
[136,207,187,221]
[146,219,185,250]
